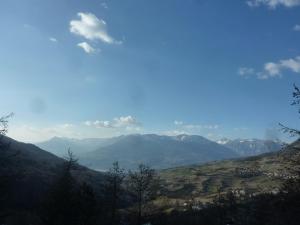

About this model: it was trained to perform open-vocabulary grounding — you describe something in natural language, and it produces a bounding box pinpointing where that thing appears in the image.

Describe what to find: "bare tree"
[0,113,14,220]
[0,113,13,135]
[279,84,300,137]
[280,84,300,194]
[127,164,158,225]
[0,113,13,149]
[106,161,126,225]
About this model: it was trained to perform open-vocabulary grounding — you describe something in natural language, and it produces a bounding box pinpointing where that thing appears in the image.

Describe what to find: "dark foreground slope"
[0,136,105,211]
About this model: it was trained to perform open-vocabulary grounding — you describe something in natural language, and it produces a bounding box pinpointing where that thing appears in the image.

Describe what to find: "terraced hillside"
[159,141,300,204]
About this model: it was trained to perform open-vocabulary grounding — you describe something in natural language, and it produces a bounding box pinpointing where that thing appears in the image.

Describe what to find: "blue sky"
[1,0,300,142]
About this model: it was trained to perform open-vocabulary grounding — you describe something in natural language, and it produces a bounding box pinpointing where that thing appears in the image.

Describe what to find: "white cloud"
[84,116,141,129]
[8,117,142,142]
[126,126,142,132]
[84,121,92,126]
[240,56,300,79]
[234,127,249,131]
[162,130,189,136]
[8,123,79,143]
[174,120,183,125]
[101,2,108,9]
[113,116,140,127]
[94,120,113,128]
[84,120,112,128]
[49,37,58,42]
[238,67,255,78]
[247,0,300,8]
[203,125,219,129]
[70,12,121,44]
[60,123,74,129]
[293,24,300,31]
[259,56,300,79]
[280,57,300,72]
[262,62,282,78]
[174,121,219,130]
[77,42,97,54]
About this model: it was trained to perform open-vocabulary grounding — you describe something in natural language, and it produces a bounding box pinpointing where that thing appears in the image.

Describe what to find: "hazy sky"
[1,0,300,142]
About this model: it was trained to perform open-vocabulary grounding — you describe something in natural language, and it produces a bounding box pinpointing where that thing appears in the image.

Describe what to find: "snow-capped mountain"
[218,138,283,156]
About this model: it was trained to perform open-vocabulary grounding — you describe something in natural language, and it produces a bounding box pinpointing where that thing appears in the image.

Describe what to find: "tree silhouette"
[105,161,126,225]
[0,113,14,221]
[127,164,158,225]
[279,84,300,137]
[42,150,79,225]
[77,182,98,225]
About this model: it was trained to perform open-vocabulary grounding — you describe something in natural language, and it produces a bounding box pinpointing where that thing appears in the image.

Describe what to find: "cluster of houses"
[235,167,298,180]
[262,171,298,180]
[235,167,262,178]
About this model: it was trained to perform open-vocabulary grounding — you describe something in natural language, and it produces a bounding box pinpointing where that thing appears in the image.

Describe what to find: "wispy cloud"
[84,115,142,129]
[238,67,255,78]
[8,123,79,143]
[293,24,300,31]
[77,42,97,54]
[9,116,142,142]
[174,120,183,126]
[239,56,300,79]
[113,116,141,127]
[101,2,108,9]
[92,120,113,128]
[246,0,300,8]
[162,130,189,136]
[49,37,58,42]
[234,127,249,131]
[70,12,121,44]
[260,56,300,79]
[174,120,219,130]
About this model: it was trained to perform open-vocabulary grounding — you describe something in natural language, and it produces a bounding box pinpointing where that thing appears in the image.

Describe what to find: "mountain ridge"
[78,134,238,170]
[217,138,283,156]
[36,134,284,170]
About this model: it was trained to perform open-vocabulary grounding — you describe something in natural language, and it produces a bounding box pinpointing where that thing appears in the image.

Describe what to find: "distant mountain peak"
[217,138,283,157]
[217,138,231,145]
[78,133,237,170]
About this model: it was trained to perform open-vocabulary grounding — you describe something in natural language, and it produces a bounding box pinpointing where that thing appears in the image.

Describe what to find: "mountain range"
[36,134,283,170]
[1,134,296,209]
[217,138,283,156]
[78,134,238,170]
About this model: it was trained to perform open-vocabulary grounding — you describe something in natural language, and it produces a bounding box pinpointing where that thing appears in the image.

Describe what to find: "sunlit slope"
[159,141,299,202]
